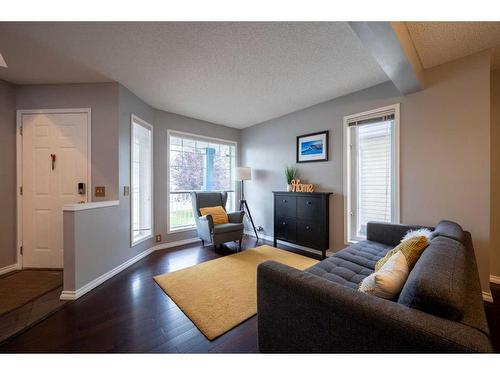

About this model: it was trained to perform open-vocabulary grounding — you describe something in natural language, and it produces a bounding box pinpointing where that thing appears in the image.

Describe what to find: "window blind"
[356,121,393,236]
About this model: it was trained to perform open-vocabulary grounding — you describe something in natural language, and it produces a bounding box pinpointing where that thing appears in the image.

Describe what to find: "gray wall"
[491,69,500,278]
[241,51,491,291]
[63,85,156,290]
[0,80,16,268]
[153,109,241,244]
[62,86,241,291]
[16,83,120,200]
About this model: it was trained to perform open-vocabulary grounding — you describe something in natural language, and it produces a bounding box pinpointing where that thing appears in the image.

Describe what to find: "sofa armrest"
[227,210,245,223]
[257,261,492,353]
[366,222,432,246]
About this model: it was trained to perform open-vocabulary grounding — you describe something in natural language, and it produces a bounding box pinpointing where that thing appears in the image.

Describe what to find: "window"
[168,130,237,232]
[344,104,400,243]
[131,115,153,245]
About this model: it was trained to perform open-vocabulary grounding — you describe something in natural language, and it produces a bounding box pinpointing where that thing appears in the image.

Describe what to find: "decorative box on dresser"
[273,191,332,259]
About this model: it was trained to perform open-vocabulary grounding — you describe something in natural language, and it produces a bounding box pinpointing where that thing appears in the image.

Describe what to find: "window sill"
[131,233,153,247]
[167,226,196,234]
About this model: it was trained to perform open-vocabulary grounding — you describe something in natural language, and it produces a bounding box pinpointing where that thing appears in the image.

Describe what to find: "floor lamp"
[236,166,259,239]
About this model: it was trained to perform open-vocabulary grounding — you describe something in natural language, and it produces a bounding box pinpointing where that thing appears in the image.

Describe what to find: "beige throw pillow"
[359,251,409,299]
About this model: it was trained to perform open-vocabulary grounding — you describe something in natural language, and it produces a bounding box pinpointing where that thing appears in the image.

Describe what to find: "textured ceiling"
[0,22,389,128]
[406,22,500,70]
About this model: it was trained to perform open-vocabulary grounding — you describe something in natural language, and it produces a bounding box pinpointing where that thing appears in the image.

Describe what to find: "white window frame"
[343,103,400,244]
[167,129,238,234]
[130,114,154,246]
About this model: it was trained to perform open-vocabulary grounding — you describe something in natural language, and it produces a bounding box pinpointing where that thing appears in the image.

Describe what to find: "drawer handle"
[282,222,286,225]
[282,199,287,203]
[307,201,312,205]
[306,225,311,230]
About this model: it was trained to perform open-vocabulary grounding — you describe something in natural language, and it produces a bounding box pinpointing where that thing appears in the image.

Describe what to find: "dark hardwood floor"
[0,237,498,353]
[0,237,316,353]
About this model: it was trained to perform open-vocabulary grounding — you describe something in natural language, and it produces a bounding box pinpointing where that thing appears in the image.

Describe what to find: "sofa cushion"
[432,220,465,244]
[335,240,393,269]
[213,222,244,234]
[305,241,392,289]
[398,236,467,321]
[359,251,410,299]
[375,236,429,271]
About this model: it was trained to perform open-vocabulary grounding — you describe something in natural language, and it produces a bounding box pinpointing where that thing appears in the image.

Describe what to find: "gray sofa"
[257,220,493,353]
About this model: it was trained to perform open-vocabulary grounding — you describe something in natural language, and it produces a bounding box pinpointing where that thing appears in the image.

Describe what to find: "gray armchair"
[191,191,245,251]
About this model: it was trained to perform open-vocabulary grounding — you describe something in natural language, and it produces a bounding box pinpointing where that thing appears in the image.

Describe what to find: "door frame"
[16,108,92,269]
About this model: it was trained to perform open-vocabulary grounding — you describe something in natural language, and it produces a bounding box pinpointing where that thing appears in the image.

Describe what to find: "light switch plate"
[155,235,162,242]
[95,186,106,197]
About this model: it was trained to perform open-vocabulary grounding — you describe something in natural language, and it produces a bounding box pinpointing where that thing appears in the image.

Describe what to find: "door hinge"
[20,246,23,255]
[20,126,23,136]
[19,186,23,195]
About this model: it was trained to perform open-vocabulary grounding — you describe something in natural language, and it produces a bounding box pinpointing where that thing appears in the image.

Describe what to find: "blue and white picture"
[301,140,323,155]
[297,131,329,163]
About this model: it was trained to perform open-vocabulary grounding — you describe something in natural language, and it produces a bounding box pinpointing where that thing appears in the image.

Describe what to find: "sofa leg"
[201,239,205,247]
[238,239,242,252]
[213,244,217,252]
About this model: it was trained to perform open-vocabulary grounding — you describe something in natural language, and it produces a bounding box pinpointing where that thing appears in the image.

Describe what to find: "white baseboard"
[150,237,201,252]
[483,291,494,303]
[60,237,200,301]
[0,263,19,276]
[490,275,500,285]
[244,231,331,256]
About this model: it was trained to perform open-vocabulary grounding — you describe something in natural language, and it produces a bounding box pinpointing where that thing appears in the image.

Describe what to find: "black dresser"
[273,191,332,259]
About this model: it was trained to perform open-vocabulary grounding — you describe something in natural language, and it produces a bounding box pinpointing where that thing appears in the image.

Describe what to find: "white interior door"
[22,112,89,268]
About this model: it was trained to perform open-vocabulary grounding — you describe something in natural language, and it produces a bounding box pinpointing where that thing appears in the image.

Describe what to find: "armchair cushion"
[227,210,245,223]
[213,222,244,234]
[199,206,228,225]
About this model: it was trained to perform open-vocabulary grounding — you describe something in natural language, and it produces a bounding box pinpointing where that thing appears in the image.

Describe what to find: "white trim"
[166,129,238,234]
[0,263,20,276]
[149,237,201,252]
[166,225,197,234]
[244,231,332,257]
[343,103,400,244]
[483,291,493,303]
[16,108,92,269]
[60,246,155,300]
[60,237,200,300]
[130,114,154,247]
[167,129,239,146]
[63,200,119,211]
[490,275,500,285]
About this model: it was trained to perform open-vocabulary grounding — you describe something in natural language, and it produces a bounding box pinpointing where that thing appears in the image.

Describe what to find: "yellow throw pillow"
[199,206,229,225]
[375,235,429,272]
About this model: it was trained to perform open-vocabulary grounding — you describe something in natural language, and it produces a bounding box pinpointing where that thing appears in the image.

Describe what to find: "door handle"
[50,154,56,170]
[78,182,86,195]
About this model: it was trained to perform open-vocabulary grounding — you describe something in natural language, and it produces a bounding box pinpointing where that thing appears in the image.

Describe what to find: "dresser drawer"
[275,217,296,242]
[296,219,322,248]
[297,196,321,220]
[275,195,297,218]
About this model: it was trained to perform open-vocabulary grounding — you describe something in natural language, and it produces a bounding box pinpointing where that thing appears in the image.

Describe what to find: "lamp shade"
[236,166,252,181]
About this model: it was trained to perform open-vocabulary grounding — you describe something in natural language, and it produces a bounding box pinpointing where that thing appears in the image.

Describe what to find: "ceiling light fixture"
[0,53,7,68]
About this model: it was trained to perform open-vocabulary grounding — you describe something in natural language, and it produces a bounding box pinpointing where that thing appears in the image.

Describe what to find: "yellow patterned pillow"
[375,236,429,272]
[199,206,229,225]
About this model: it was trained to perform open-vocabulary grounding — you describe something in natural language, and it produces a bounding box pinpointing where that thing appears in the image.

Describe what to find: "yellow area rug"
[153,245,318,340]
